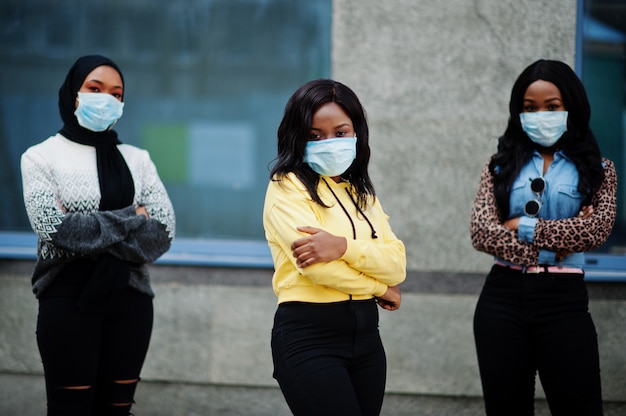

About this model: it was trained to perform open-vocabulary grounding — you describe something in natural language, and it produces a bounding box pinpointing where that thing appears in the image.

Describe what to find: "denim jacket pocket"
[556,184,585,218]
[509,178,531,218]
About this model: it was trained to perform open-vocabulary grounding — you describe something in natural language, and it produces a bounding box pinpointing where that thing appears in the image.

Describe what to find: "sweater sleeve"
[106,151,175,263]
[107,220,172,263]
[132,150,176,240]
[21,143,174,262]
[21,148,68,243]
[21,148,145,252]
[50,206,147,254]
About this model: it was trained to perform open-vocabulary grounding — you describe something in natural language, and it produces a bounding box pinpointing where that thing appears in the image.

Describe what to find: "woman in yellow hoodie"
[263,79,406,416]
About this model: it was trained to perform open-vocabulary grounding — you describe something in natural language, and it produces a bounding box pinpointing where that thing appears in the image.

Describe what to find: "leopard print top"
[470,157,617,267]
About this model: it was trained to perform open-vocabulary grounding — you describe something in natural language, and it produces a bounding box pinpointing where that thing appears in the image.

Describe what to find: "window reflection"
[581,0,626,254]
[0,0,331,240]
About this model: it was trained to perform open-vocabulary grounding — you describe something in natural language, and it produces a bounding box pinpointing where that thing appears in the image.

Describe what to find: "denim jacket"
[513,151,586,266]
[470,152,617,268]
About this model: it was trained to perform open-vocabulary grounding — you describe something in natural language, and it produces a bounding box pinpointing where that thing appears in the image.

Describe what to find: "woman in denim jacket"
[470,59,617,415]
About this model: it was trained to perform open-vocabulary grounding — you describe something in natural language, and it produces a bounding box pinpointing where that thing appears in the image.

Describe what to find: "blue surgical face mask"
[304,137,357,177]
[74,92,124,132]
[519,111,568,148]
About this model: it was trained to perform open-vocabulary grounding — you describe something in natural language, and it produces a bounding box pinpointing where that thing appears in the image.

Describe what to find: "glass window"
[578,0,626,279]
[0,0,331,263]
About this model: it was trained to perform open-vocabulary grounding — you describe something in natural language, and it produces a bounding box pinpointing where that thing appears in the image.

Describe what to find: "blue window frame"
[0,0,331,267]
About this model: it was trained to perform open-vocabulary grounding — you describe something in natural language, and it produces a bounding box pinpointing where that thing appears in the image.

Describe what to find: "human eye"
[309,133,322,141]
[523,105,537,112]
[335,131,347,137]
[110,87,124,100]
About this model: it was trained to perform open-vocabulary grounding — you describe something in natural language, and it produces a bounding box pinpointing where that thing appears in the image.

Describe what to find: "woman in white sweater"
[20,55,175,416]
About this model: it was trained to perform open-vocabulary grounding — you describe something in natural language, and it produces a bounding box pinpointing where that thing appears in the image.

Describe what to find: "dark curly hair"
[270,79,375,210]
[489,59,604,218]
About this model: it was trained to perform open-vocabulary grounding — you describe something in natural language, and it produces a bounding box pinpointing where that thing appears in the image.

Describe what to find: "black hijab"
[58,55,135,310]
[58,54,135,210]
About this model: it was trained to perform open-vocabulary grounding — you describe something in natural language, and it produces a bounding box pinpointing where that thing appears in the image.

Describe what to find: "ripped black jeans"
[36,261,153,416]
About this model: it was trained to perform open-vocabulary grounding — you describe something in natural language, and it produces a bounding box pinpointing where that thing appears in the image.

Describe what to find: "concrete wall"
[1,262,625,415]
[332,0,577,273]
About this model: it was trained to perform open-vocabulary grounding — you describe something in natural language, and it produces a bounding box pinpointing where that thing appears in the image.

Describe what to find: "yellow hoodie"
[263,173,406,304]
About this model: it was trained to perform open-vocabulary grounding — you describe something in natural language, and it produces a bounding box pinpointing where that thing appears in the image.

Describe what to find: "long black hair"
[270,79,375,209]
[489,59,604,218]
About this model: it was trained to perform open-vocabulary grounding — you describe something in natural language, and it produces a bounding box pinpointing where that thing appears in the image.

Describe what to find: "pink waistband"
[494,260,583,275]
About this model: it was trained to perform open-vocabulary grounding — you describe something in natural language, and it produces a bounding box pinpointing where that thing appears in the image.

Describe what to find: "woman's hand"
[578,205,593,219]
[291,226,347,268]
[503,217,520,231]
[57,198,67,213]
[376,285,401,311]
[136,205,149,219]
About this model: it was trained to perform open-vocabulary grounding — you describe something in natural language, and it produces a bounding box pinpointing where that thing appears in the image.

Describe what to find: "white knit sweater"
[21,133,176,298]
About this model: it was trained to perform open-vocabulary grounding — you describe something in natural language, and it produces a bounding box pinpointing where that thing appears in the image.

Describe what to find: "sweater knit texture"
[21,133,176,298]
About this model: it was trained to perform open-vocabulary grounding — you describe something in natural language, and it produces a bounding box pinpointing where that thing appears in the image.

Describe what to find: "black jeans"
[474,265,603,416]
[36,261,153,416]
[271,299,386,416]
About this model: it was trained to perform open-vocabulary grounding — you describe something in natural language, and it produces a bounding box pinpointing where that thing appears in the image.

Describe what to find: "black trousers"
[473,265,603,416]
[36,261,153,416]
[271,299,386,416]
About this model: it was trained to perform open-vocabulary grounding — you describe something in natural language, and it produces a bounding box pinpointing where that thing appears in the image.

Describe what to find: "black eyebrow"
[84,79,123,90]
